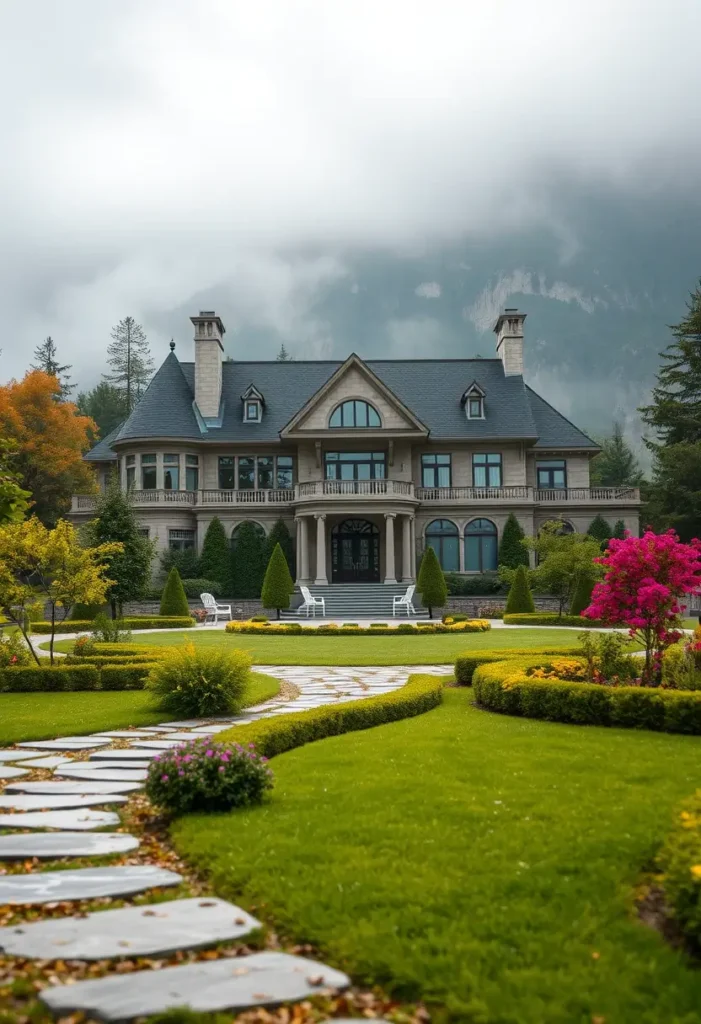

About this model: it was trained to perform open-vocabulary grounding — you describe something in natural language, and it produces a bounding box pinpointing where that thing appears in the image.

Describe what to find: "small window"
[218,456,235,490]
[473,453,502,488]
[257,456,274,489]
[138,527,150,538]
[185,455,199,492]
[141,454,157,490]
[465,519,498,572]
[329,400,381,428]
[238,457,255,489]
[468,396,483,419]
[168,529,195,551]
[125,455,136,491]
[421,454,452,488]
[537,460,567,489]
[163,453,179,491]
[245,401,261,422]
[277,456,294,489]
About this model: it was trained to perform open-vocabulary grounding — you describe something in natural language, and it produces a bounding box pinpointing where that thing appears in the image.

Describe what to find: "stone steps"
[283,583,429,619]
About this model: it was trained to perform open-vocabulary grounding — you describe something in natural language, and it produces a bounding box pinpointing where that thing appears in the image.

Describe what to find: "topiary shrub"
[264,518,295,580]
[498,513,529,568]
[146,642,252,717]
[505,564,535,614]
[231,521,266,598]
[417,546,448,618]
[261,542,295,619]
[587,514,612,546]
[197,518,233,594]
[144,736,273,814]
[160,567,190,617]
[569,573,594,616]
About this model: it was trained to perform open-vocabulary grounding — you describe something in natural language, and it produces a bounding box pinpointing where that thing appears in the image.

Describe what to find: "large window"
[185,455,199,492]
[141,454,157,490]
[277,456,294,489]
[168,529,195,551]
[421,454,451,488]
[218,456,236,490]
[425,519,459,572]
[163,453,179,491]
[329,400,381,428]
[125,455,135,490]
[473,453,502,488]
[536,460,567,489]
[219,455,294,490]
[465,519,498,572]
[325,452,386,481]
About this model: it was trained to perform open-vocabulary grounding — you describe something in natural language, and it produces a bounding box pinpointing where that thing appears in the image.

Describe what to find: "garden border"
[225,620,490,636]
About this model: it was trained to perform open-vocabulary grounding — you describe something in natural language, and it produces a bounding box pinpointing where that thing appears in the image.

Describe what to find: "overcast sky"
[1,0,700,387]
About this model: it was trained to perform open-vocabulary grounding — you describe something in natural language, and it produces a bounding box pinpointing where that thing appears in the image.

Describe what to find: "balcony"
[416,486,530,503]
[417,486,640,505]
[297,480,414,499]
[535,487,640,505]
[197,489,296,506]
[70,488,295,513]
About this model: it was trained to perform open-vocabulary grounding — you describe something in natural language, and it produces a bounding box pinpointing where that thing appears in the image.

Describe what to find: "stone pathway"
[0,665,447,1019]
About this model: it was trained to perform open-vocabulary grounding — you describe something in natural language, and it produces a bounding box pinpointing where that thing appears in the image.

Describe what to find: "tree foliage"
[264,518,295,579]
[261,542,295,618]
[86,481,155,617]
[102,316,154,414]
[587,514,612,545]
[417,545,448,618]
[525,522,603,616]
[0,371,96,525]
[160,566,190,617]
[505,564,535,613]
[31,337,74,399]
[198,517,233,594]
[276,344,292,361]
[612,519,627,540]
[0,440,31,524]
[590,422,643,487]
[77,382,126,441]
[498,513,529,569]
[231,521,266,598]
[569,573,594,616]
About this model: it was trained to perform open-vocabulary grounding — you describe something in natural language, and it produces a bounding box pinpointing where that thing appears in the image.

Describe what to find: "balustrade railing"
[416,486,530,501]
[297,479,414,498]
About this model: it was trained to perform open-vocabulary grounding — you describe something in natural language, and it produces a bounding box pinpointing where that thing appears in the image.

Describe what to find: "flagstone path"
[0,664,447,1019]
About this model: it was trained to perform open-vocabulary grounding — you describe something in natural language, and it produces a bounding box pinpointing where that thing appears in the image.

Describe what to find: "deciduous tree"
[0,440,30,524]
[525,522,602,616]
[102,316,154,414]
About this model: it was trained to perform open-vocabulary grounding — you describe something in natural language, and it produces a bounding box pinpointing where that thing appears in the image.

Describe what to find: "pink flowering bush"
[584,530,701,685]
[145,736,273,814]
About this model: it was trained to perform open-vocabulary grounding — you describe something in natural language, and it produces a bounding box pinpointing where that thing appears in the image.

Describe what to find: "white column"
[411,516,417,578]
[402,515,414,581]
[384,513,397,584]
[314,513,327,585]
[459,522,466,573]
[297,517,310,582]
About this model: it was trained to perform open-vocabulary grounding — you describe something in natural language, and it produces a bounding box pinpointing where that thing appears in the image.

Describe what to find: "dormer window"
[241,384,264,424]
[245,400,261,422]
[461,382,485,420]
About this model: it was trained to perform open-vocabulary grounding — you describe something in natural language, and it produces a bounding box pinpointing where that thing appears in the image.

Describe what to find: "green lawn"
[172,688,701,1024]
[51,628,586,664]
[0,672,280,744]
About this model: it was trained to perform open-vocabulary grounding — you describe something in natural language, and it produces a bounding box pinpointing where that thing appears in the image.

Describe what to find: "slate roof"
[84,425,121,462]
[90,351,596,452]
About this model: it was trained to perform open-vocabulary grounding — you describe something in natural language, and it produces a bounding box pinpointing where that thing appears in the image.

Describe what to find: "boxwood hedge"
[0,662,158,692]
[502,613,607,628]
[454,647,581,685]
[32,616,195,634]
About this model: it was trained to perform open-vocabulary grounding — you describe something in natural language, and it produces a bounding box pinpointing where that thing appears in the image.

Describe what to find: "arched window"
[425,519,459,572]
[329,400,381,428]
[464,518,498,572]
[558,520,575,535]
[231,521,266,550]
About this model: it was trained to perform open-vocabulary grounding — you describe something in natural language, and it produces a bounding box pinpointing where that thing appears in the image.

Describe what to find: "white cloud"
[415,282,441,299]
[467,271,606,332]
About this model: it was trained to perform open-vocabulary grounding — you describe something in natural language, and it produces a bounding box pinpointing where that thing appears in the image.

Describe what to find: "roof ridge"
[525,384,599,448]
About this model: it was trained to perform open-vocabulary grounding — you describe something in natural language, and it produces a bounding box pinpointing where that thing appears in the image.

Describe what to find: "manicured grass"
[51,628,587,664]
[172,688,701,1023]
[0,672,280,744]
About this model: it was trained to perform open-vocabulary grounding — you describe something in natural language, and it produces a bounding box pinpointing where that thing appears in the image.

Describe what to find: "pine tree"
[504,564,535,614]
[590,422,643,487]
[77,382,126,441]
[102,316,154,414]
[198,517,233,593]
[231,521,266,598]
[86,481,155,617]
[160,566,190,617]
[31,337,74,398]
[498,513,529,568]
[264,518,295,579]
[276,344,292,361]
[261,543,295,619]
[612,519,626,540]
[587,514,612,545]
[569,573,594,616]
[416,546,447,618]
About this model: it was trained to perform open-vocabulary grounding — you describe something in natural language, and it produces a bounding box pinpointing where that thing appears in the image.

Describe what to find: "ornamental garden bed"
[502,612,608,627]
[225,619,491,636]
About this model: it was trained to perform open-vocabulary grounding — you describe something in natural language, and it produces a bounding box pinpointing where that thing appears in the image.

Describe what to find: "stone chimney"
[191,311,225,418]
[493,308,526,376]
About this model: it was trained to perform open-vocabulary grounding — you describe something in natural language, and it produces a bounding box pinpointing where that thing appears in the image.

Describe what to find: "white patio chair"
[299,585,326,618]
[393,584,417,617]
[200,592,233,624]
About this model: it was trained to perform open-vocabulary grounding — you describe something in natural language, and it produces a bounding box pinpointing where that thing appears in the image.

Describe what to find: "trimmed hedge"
[656,790,701,947]
[454,647,581,685]
[0,661,158,692]
[100,663,159,690]
[472,657,701,734]
[226,620,491,636]
[64,653,161,666]
[32,617,195,634]
[502,613,607,628]
[218,673,444,757]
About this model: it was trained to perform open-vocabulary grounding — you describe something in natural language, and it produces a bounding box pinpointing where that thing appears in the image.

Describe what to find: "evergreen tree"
[590,422,643,487]
[612,519,626,540]
[498,513,529,568]
[160,566,190,617]
[504,564,535,614]
[261,543,295,619]
[569,573,594,616]
[198,517,233,593]
[276,344,292,361]
[587,514,612,545]
[102,316,154,414]
[416,546,447,618]
[264,518,295,579]
[86,481,155,617]
[31,337,74,398]
[77,382,126,441]
[231,521,266,598]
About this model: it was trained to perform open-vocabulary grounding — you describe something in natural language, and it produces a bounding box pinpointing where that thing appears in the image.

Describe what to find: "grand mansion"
[69,310,641,586]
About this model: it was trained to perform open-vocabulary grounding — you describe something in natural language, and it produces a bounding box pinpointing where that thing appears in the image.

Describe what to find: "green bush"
[454,647,581,685]
[261,542,295,618]
[231,521,266,598]
[32,616,194,634]
[251,616,269,623]
[146,644,252,717]
[218,673,444,756]
[160,546,199,580]
[180,578,222,599]
[65,653,159,666]
[225,620,490,636]
[587,514,612,545]
[71,602,103,621]
[0,631,32,667]
[502,612,605,628]
[145,736,274,814]
[100,663,157,690]
[0,664,100,692]
[498,513,529,569]
[264,518,295,580]
[444,573,503,596]
[569,573,595,616]
[198,517,233,594]
[656,790,701,947]
[505,564,535,614]
[91,612,132,644]
[417,546,448,617]
[160,567,190,617]
[613,519,627,540]
[662,643,701,691]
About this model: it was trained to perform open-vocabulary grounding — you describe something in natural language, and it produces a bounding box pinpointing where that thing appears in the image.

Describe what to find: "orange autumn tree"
[0,371,97,525]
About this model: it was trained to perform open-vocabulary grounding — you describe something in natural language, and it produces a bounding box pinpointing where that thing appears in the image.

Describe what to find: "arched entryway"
[331,519,380,582]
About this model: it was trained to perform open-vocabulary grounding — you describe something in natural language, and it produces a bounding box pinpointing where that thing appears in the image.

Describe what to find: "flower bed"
[32,616,195,634]
[656,790,701,947]
[502,613,607,628]
[454,647,582,685]
[225,619,491,636]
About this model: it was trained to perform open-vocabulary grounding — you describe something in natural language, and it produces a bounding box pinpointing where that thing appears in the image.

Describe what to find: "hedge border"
[472,656,701,734]
[454,647,582,685]
[32,617,195,634]
[656,790,701,948]
[502,613,607,628]
[0,662,160,692]
[225,620,491,637]
[216,673,444,757]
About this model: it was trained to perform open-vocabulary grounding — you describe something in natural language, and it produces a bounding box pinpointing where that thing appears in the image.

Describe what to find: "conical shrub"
[417,546,448,618]
[569,573,595,616]
[261,542,295,619]
[498,513,529,568]
[160,566,190,617]
[198,517,233,594]
[505,564,535,614]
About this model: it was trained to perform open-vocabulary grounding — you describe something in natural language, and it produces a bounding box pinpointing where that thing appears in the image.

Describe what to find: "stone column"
[384,513,397,584]
[297,516,310,582]
[411,516,417,577]
[402,515,414,581]
[459,524,466,573]
[314,513,327,585]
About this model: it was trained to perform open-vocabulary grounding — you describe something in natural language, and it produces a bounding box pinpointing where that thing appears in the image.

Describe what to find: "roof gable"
[115,352,201,443]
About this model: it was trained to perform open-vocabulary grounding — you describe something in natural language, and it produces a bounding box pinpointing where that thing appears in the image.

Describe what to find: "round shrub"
[0,630,31,667]
[145,736,273,814]
[146,643,252,717]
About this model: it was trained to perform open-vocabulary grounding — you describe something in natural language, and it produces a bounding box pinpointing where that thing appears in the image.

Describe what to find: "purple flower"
[161,774,169,782]
[219,765,226,773]
[206,750,214,757]
[179,770,185,777]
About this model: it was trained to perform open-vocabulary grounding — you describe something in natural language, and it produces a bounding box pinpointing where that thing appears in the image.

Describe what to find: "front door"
[331,519,380,582]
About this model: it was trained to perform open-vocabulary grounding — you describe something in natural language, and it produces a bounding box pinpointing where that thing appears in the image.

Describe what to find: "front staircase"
[281,582,430,620]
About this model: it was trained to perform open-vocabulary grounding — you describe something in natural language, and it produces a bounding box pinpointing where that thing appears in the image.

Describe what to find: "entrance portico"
[295,510,416,585]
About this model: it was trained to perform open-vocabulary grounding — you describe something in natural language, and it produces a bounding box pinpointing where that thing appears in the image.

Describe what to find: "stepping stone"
[19,756,74,770]
[0,750,41,762]
[0,766,29,780]
[0,896,260,959]
[157,720,206,728]
[89,749,157,762]
[0,794,127,811]
[93,731,164,739]
[0,808,120,830]
[0,865,182,904]
[16,738,111,752]
[0,831,138,859]
[81,759,152,769]
[6,780,141,795]
[55,768,148,783]
[161,732,206,741]
[132,739,187,749]
[41,950,350,1019]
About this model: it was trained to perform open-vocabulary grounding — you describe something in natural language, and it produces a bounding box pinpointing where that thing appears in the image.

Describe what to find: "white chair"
[200,592,232,624]
[393,584,417,617]
[299,585,326,618]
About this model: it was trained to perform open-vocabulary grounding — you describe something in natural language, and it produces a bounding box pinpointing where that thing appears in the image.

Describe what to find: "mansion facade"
[69,309,641,584]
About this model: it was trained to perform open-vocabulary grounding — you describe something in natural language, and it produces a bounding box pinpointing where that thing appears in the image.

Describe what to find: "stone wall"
[121,599,266,619]
[444,594,562,617]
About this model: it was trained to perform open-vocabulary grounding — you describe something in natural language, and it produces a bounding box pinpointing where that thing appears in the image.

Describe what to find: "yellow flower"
[690,865,701,881]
